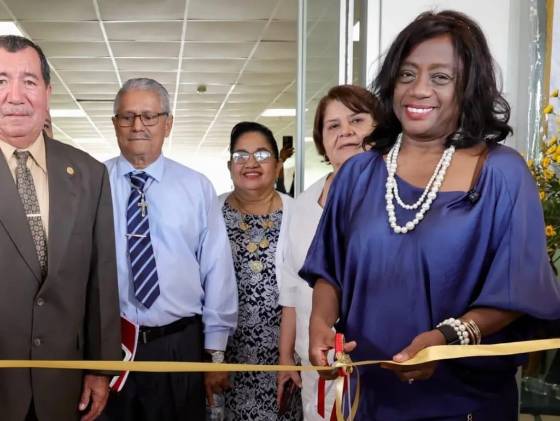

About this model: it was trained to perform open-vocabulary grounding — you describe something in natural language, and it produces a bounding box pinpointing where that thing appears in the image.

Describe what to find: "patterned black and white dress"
[222,202,302,421]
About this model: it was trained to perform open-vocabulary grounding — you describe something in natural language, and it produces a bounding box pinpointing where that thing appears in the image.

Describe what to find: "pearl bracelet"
[436,318,471,345]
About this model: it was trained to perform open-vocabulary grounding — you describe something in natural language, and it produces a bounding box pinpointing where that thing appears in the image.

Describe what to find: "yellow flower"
[546,225,556,237]
[546,145,557,155]
[552,89,559,98]
[544,104,554,114]
[543,156,551,168]
[545,168,555,180]
[549,136,559,146]
[540,191,545,200]
[555,153,560,163]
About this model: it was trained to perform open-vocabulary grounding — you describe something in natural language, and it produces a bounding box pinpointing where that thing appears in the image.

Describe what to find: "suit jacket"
[0,136,121,421]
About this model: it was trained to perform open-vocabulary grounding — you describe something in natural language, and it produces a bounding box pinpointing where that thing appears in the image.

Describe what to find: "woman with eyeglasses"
[276,85,379,420]
[218,121,301,420]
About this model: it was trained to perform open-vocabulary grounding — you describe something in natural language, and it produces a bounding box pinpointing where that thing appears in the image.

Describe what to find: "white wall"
[552,0,560,95]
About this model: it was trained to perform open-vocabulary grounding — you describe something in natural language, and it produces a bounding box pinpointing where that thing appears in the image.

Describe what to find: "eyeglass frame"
[230,149,276,164]
[114,112,169,127]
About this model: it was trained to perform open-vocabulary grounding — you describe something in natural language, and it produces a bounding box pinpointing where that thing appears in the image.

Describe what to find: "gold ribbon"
[3,338,558,371]
[2,339,560,421]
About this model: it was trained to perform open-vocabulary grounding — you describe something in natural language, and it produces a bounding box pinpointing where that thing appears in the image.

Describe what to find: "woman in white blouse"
[277,85,379,419]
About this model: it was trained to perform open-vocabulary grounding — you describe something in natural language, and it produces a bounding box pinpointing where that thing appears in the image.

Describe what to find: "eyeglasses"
[114,112,169,127]
[231,150,274,164]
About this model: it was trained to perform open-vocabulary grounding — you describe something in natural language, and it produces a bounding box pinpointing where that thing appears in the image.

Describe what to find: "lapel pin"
[66,166,74,175]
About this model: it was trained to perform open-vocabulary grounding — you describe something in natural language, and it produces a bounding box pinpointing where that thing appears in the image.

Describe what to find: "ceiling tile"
[238,72,293,85]
[49,57,115,71]
[97,0,186,20]
[263,21,296,42]
[245,58,295,73]
[274,0,298,20]
[181,72,237,84]
[117,58,178,72]
[39,41,108,58]
[252,41,296,59]
[105,22,183,42]
[182,42,253,59]
[189,0,277,20]
[58,71,119,84]
[69,83,120,95]
[186,21,265,42]
[182,58,244,73]
[120,71,177,84]
[22,22,102,42]
[234,83,292,94]
[179,84,232,94]
[111,42,180,58]
[3,0,96,20]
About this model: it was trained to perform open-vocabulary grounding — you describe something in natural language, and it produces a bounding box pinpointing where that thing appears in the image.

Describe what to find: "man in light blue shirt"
[101,78,237,421]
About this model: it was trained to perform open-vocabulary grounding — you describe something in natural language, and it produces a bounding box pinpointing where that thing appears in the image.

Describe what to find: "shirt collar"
[0,133,47,173]
[116,153,164,182]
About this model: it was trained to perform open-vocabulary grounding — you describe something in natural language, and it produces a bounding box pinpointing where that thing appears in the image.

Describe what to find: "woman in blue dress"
[300,10,560,420]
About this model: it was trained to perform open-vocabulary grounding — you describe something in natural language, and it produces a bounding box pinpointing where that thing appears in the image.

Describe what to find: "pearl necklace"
[385,134,456,234]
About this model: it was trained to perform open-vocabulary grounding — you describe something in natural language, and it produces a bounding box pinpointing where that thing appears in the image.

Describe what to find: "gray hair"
[113,78,171,115]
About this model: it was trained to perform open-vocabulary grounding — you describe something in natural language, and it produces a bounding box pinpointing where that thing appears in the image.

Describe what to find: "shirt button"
[33,338,42,347]
[36,297,45,306]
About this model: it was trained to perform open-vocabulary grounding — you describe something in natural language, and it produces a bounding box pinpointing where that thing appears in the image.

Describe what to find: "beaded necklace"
[385,133,456,234]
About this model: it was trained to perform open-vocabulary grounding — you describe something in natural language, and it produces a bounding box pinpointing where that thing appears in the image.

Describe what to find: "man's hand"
[78,374,110,421]
[205,372,231,406]
[279,146,294,162]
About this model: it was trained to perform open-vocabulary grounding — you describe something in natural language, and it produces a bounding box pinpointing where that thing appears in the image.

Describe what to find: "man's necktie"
[14,151,48,278]
[126,172,160,308]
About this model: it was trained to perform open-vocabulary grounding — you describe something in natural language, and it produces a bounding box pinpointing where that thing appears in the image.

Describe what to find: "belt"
[138,316,199,345]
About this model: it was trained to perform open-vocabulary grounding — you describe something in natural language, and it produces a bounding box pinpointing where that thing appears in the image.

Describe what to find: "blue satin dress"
[299,145,560,420]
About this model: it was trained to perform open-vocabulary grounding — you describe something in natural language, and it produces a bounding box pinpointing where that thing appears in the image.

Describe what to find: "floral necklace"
[231,193,277,273]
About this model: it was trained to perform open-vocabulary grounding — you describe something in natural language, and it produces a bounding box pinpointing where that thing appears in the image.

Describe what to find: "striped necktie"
[126,171,160,308]
[14,151,48,278]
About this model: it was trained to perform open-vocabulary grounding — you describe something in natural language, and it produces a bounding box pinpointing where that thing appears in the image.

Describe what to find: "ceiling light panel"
[0,21,22,35]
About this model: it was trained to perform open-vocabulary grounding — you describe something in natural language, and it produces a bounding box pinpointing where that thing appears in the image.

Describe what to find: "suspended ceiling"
[0,0,339,190]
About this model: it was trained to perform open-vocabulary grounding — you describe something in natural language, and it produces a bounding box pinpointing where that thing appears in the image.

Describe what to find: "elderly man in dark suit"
[0,35,121,421]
